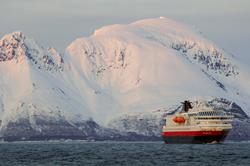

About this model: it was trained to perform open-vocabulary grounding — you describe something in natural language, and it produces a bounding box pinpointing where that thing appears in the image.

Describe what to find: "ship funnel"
[181,100,192,112]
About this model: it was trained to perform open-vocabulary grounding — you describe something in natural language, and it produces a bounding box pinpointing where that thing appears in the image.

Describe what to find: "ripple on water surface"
[0,142,249,165]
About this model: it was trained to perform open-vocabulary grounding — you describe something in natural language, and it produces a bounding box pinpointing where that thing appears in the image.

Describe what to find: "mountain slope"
[65,17,250,122]
[0,17,250,141]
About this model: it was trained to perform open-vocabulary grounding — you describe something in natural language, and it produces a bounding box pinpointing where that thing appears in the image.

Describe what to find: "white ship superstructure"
[162,99,233,144]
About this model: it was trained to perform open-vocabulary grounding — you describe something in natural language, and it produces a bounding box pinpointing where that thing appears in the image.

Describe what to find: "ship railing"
[193,116,233,122]
[198,124,232,127]
[163,128,190,131]
[193,115,234,118]
[194,119,233,122]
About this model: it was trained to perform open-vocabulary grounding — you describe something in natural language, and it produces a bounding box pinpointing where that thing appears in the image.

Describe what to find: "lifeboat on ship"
[173,117,185,123]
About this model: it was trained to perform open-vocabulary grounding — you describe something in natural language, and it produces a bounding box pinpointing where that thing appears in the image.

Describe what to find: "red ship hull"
[162,130,230,144]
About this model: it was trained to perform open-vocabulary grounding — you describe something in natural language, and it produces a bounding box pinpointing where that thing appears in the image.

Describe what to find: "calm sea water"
[0,141,249,166]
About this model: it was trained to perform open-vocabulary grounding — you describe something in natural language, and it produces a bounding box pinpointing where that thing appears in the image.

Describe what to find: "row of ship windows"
[195,118,231,120]
[197,111,225,116]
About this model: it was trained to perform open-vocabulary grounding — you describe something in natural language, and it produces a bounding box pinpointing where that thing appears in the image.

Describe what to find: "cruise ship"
[162,99,233,144]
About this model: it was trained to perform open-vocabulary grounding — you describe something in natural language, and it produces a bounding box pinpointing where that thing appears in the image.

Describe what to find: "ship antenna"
[194,98,197,109]
[202,98,206,108]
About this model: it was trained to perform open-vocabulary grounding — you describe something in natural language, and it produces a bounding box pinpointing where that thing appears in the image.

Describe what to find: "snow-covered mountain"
[0,17,250,141]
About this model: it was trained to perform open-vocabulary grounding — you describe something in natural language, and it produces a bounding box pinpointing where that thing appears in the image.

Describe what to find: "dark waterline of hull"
[162,135,228,144]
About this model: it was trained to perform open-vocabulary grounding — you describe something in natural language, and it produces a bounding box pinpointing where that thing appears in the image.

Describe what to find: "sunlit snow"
[0,18,249,136]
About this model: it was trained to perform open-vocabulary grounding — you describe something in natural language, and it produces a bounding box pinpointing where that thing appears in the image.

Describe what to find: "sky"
[1,0,250,63]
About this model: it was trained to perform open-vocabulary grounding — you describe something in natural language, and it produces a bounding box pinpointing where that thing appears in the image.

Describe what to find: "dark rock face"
[1,117,89,141]
[1,116,161,142]
[0,31,26,62]
[171,42,240,78]
[3,118,39,138]
[0,97,248,142]
[145,35,239,78]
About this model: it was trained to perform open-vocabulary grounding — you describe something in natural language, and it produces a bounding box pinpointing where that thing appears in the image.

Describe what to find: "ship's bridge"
[187,99,233,123]
[192,109,233,123]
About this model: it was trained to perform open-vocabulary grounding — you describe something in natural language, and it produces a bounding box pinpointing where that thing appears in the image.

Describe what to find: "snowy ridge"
[0,17,250,141]
[0,31,63,72]
[65,17,250,117]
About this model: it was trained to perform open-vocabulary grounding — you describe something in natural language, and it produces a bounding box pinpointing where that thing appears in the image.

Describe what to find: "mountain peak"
[11,30,26,39]
[0,30,26,45]
[0,31,63,72]
[0,31,27,62]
